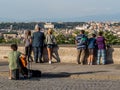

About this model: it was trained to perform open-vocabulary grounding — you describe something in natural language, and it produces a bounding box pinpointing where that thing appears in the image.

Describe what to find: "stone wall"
[0,45,120,64]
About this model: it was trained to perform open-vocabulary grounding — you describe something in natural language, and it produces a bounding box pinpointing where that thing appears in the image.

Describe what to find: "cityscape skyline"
[0,0,120,22]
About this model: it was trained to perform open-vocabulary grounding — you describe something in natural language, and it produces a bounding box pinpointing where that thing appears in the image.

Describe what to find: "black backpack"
[31,70,41,77]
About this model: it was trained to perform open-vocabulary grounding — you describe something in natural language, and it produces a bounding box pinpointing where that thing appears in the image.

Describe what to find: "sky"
[0,0,120,22]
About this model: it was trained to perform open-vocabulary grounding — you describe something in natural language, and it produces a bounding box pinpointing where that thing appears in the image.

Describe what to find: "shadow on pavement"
[0,70,109,81]
[41,70,109,78]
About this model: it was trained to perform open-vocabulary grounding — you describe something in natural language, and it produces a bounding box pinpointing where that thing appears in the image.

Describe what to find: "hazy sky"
[0,0,120,21]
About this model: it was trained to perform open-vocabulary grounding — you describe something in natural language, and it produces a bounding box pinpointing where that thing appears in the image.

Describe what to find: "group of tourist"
[24,24,57,64]
[8,24,57,80]
[7,24,107,80]
[75,30,106,65]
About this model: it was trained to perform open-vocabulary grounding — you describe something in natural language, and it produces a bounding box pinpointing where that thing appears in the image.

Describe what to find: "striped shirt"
[76,34,88,49]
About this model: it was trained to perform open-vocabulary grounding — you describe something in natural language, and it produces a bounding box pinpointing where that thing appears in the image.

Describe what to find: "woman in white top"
[46,29,56,64]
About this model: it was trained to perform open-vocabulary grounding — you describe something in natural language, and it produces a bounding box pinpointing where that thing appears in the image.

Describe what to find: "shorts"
[47,44,54,48]
[88,48,94,55]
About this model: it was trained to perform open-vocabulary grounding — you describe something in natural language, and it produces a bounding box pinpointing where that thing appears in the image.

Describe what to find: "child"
[8,44,21,80]
[23,30,33,62]
[87,34,96,65]
[96,32,106,65]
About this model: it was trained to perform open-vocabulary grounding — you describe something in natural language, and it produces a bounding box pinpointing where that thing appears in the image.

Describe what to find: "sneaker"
[90,62,93,65]
[40,60,44,63]
[49,61,52,64]
[8,77,12,80]
[97,63,100,65]
[77,62,80,64]
[81,62,83,65]
[8,77,15,80]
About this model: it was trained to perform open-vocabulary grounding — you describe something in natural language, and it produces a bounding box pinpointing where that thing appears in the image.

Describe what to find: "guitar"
[20,55,27,67]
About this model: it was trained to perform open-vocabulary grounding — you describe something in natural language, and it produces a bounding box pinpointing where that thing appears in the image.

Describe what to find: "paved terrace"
[0,62,120,90]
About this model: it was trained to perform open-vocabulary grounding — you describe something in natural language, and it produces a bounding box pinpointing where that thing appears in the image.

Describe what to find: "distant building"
[3,32,18,39]
[75,24,88,30]
[10,25,13,30]
[44,23,54,29]
[75,26,84,30]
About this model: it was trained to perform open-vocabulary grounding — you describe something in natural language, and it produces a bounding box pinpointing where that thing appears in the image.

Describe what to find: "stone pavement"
[0,62,120,90]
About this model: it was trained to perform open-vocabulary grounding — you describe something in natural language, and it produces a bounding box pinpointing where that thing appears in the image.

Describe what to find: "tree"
[104,31,120,45]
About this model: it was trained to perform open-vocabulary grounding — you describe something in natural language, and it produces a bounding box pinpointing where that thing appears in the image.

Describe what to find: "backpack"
[79,35,88,46]
[31,70,41,77]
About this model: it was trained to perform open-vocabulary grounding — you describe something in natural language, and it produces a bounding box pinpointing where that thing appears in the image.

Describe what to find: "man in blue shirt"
[75,30,88,65]
[32,25,45,63]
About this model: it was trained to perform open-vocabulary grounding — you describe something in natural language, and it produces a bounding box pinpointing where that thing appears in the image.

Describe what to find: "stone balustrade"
[0,44,120,64]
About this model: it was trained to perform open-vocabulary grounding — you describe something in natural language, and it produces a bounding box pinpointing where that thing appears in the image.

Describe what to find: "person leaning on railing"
[23,30,33,62]
[75,30,88,65]
[96,32,106,65]
[32,24,45,63]
[46,29,57,64]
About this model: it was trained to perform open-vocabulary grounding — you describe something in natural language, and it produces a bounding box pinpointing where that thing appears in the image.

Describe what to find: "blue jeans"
[33,47,43,62]
[97,49,106,64]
